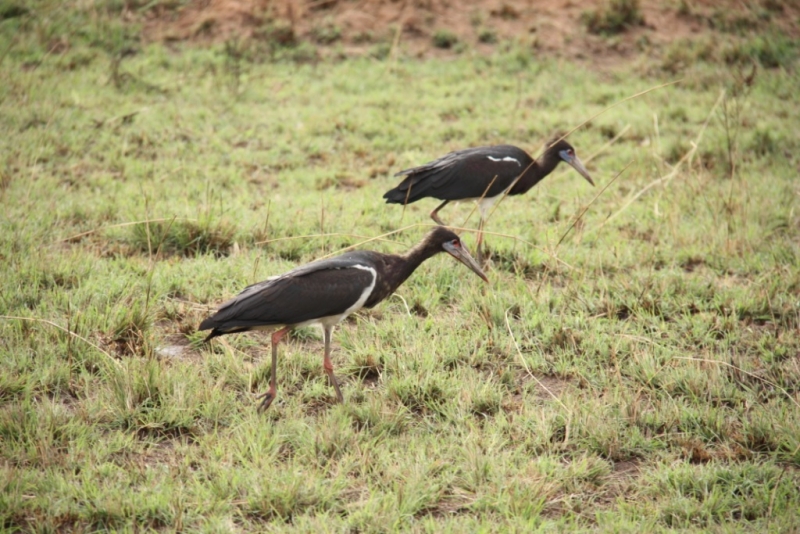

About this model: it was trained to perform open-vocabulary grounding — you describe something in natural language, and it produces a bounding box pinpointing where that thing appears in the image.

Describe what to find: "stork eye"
[567,149,574,157]
[450,239,461,248]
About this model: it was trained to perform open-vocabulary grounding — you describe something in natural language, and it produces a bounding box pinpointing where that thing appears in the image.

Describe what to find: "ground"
[1,0,799,531]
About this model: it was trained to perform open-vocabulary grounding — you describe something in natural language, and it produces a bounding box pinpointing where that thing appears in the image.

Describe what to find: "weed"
[432,30,458,49]
[707,8,763,35]
[111,301,152,357]
[388,374,451,416]
[274,40,318,63]
[469,11,484,28]
[491,4,521,20]
[650,463,796,527]
[723,34,798,69]
[582,0,644,35]
[748,128,779,156]
[128,219,237,258]
[310,21,341,45]
[222,37,248,97]
[477,27,498,44]
[352,30,374,44]
[660,37,717,73]
[256,19,296,47]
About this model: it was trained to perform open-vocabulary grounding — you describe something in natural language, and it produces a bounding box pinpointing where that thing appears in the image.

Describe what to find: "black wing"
[199,258,377,335]
[383,145,533,203]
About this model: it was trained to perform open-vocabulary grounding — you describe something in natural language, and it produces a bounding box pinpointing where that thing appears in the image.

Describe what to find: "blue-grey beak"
[559,150,594,186]
[443,240,489,283]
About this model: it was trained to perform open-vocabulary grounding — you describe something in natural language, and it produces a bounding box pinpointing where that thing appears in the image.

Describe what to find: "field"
[2,1,800,531]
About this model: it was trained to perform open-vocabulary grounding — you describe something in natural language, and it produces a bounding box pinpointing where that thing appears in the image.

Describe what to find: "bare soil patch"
[534,374,572,399]
[142,0,800,67]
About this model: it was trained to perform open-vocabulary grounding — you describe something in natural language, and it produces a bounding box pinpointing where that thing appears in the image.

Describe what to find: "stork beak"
[560,150,594,186]
[443,241,489,283]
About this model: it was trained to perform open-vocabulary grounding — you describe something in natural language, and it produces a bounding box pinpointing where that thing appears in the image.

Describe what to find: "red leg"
[257,327,290,412]
[430,200,450,226]
[476,217,485,265]
[322,326,344,403]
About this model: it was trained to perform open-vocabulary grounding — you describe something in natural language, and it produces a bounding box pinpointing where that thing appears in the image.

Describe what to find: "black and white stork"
[383,138,594,261]
[199,226,488,411]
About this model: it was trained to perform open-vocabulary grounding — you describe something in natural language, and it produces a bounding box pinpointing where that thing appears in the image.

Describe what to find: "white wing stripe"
[342,265,377,318]
[487,156,520,165]
[308,264,378,329]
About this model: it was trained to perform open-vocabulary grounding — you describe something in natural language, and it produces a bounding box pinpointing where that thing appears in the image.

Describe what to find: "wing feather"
[200,261,376,332]
[385,145,533,202]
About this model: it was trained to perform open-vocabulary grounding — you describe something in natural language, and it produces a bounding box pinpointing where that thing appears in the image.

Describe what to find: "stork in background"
[383,137,594,262]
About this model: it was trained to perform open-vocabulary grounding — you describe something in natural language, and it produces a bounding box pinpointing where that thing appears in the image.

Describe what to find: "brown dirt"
[141,0,800,67]
[531,374,571,398]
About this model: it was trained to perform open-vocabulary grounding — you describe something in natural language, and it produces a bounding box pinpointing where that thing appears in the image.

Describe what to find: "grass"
[2,4,800,531]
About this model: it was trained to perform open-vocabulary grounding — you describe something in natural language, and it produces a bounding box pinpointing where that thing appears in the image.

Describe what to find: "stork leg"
[430,200,450,226]
[257,327,290,412]
[322,325,344,403]
[476,217,486,265]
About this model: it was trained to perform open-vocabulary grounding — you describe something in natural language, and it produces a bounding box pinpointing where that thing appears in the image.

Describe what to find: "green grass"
[2,7,800,531]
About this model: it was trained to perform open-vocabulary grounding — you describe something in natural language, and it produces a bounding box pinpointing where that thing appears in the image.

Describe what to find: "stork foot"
[477,246,491,267]
[323,363,344,403]
[327,372,344,404]
[256,387,277,412]
[323,326,344,404]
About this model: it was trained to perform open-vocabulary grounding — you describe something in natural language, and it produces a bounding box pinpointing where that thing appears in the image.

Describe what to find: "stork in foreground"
[383,138,594,261]
[199,227,488,411]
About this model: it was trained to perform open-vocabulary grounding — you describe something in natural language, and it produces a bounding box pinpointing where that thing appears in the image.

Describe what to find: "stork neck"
[391,240,440,289]
[513,150,561,194]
